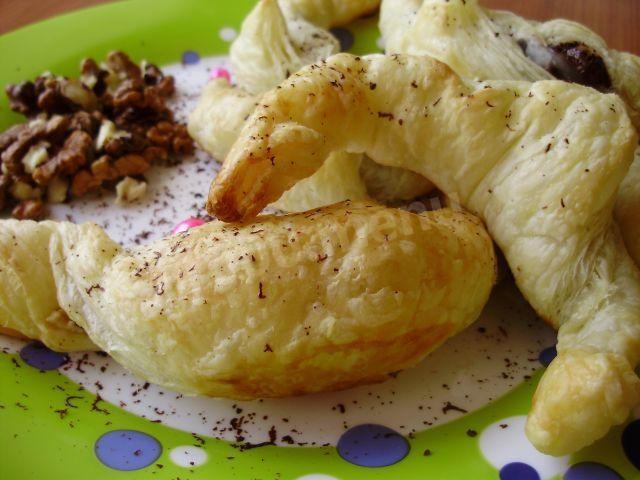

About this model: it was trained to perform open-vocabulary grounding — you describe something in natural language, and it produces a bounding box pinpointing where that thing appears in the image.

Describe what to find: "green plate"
[0,1,639,479]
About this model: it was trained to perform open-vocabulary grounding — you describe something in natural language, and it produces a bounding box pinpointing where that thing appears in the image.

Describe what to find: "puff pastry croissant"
[0,202,496,398]
[188,0,432,212]
[380,0,640,266]
[208,53,640,455]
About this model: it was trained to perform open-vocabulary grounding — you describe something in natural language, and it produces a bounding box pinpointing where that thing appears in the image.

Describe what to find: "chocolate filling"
[548,42,612,92]
[519,39,613,92]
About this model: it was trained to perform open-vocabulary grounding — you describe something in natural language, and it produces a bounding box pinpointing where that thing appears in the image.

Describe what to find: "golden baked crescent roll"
[188,0,431,212]
[207,53,640,454]
[380,0,640,266]
[0,202,496,398]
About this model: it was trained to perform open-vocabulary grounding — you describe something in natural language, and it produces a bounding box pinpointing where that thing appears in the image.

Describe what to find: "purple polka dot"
[95,430,162,471]
[500,462,540,480]
[19,342,69,370]
[538,345,557,367]
[337,424,409,467]
[330,28,355,51]
[182,50,200,65]
[564,462,623,480]
[622,420,640,470]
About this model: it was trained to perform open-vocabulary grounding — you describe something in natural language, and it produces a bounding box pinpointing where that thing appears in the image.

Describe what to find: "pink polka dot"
[210,67,231,83]
[173,218,205,234]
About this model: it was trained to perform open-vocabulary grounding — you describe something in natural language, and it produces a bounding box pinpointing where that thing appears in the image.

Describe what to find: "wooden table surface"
[0,0,638,54]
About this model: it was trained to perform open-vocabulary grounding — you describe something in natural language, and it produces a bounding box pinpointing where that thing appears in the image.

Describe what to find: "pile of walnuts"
[0,51,193,219]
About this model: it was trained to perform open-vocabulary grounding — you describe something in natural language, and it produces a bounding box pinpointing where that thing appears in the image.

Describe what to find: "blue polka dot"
[19,342,68,370]
[564,462,623,480]
[500,462,540,480]
[330,28,354,51]
[337,424,409,467]
[622,420,640,470]
[182,50,200,65]
[538,345,557,367]
[95,430,162,471]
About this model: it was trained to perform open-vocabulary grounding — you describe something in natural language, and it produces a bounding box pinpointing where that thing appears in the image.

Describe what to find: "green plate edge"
[0,1,636,478]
